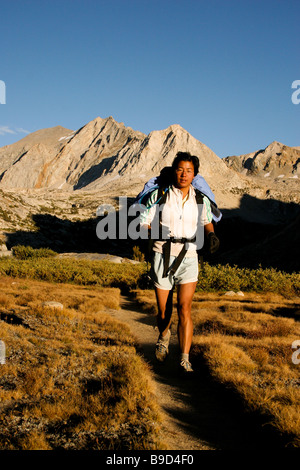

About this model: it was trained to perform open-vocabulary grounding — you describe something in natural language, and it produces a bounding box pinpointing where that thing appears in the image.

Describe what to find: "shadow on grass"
[4,194,300,273]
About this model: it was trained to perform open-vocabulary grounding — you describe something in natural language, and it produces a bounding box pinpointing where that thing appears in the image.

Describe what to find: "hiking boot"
[155,330,171,362]
[179,358,194,373]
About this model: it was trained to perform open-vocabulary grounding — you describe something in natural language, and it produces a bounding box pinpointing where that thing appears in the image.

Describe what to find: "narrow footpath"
[108,295,286,451]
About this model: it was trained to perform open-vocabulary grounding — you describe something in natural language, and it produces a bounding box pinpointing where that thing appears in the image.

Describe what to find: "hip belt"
[161,236,196,278]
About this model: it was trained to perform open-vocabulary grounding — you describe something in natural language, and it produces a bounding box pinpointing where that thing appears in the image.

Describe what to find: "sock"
[181,353,189,362]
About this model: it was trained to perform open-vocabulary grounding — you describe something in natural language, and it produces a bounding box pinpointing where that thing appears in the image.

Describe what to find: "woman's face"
[174,160,195,190]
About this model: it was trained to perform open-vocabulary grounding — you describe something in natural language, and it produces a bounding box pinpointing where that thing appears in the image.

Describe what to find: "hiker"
[139,151,219,373]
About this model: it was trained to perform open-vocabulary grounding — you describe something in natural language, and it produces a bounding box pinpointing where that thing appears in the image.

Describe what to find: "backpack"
[134,166,222,223]
[132,166,221,276]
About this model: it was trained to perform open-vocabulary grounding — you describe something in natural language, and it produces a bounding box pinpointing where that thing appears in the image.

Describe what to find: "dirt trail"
[108,295,286,451]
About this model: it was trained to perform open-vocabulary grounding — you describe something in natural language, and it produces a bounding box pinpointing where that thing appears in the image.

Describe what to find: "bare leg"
[154,287,173,336]
[176,282,197,354]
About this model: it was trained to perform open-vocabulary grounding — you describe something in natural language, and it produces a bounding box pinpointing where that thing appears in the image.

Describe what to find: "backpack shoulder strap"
[157,185,170,205]
[194,188,204,204]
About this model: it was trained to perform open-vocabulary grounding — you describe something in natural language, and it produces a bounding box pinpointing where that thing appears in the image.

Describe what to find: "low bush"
[0,255,146,291]
[12,245,57,260]
[0,252,299,296]
[132,245,145,262]
[197,263,300,296]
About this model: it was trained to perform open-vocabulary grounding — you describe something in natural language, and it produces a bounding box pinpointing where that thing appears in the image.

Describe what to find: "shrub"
[0,255,299,296]
[12,245,57,260]
[132,245,145,262]
[0,257,147,291]
[197,263,300,296]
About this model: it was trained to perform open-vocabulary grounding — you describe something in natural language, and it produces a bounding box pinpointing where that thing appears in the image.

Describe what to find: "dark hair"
[171,151,199,175]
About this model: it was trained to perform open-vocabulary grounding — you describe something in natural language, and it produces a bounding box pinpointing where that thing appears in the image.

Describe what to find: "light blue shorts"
[151,251,199,291]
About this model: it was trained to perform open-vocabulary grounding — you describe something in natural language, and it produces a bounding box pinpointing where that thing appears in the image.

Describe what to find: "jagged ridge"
[224,141,300,179]
[0,116,242,192]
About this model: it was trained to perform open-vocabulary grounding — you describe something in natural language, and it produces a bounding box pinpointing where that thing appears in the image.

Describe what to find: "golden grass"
[0,276,165,450]
[193,293,300,447]
[132,289,158,315]
[134,289,300,447]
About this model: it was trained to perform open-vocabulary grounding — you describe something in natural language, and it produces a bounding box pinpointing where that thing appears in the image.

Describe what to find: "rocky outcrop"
[0,116,244,194]
[0,125,74,189]
[224,141,300,179]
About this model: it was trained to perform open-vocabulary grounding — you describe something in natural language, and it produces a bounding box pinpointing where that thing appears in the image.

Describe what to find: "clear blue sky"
[0,0,299,158]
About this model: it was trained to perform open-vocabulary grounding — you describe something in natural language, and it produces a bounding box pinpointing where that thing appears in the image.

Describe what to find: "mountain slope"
[0,126,74,189]
[0,116,244,193]
[224,141,300,179]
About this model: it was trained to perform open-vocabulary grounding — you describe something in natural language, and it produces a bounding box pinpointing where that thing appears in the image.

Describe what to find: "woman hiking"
[140,151,219,373]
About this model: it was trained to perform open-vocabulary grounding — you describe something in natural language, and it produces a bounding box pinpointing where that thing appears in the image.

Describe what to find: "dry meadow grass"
[134,289,300,447]
[1,251,299,449]
[0,276,164,450]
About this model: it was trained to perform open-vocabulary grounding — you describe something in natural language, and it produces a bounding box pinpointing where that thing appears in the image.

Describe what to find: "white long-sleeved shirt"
[140,185,212,257]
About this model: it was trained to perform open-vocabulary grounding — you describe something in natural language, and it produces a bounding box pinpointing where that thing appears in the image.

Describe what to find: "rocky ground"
[0,176,298,273]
